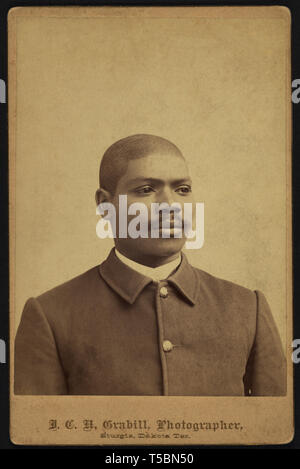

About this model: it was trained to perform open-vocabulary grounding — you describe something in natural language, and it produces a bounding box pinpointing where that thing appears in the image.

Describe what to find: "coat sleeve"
[243,290,286,396]
[14,297,68,395]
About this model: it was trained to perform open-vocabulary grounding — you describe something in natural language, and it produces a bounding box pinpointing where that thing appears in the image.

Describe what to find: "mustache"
[148,212,191,230]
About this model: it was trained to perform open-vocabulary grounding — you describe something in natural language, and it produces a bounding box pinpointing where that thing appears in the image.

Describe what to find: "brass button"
[163,340,173,352]
[160,286,168,298]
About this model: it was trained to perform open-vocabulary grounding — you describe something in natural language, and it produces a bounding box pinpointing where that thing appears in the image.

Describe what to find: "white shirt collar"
[115,249,181,282]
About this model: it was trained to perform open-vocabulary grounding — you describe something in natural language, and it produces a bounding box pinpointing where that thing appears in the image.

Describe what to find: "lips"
[155,220,183,237]
[159,222,182,230]
[151,217,183,228]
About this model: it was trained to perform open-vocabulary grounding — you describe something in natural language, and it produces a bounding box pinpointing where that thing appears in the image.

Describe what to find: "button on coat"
[163,340,173,352]
[159,287,168,298]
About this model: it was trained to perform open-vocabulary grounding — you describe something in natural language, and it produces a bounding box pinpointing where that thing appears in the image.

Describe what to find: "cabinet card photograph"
[9,6,293,445]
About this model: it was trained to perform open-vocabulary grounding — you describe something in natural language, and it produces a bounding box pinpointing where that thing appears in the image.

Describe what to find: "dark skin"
[95,150,194,267]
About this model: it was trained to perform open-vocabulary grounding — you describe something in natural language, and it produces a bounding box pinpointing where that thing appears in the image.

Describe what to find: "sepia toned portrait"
[9,6,293,445]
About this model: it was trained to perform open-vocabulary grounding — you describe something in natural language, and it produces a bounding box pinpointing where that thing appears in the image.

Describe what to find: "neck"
[115,247,181,268]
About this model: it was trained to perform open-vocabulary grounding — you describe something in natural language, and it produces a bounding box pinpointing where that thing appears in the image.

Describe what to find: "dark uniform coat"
[15,249,286,396]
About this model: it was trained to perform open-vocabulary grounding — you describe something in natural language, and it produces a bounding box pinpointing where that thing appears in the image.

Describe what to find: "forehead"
[118,152,190,186]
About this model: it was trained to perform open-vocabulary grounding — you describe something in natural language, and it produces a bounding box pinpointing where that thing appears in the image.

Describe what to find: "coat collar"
[99,248,196,306]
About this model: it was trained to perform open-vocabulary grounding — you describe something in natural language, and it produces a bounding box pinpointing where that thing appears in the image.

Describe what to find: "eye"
[176,185,192,194]
[135,185,155,194]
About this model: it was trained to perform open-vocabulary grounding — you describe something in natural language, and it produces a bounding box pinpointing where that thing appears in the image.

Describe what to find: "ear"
[95,188,113,206]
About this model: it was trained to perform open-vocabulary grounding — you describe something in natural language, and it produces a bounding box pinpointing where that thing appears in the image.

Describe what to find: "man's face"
[111,150,194,262]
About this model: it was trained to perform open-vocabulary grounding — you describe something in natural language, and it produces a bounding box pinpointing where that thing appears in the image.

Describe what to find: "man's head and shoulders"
[32,133,256,322]
[16,134,286,398]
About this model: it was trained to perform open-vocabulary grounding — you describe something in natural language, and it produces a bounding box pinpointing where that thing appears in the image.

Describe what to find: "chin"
[141,237,185,257]
[116,237,185,262]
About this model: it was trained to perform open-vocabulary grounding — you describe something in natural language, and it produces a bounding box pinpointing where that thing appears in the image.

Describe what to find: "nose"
[158,187,175,206]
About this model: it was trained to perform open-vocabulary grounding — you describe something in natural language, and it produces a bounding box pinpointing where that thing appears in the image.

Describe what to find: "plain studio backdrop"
[12,9,289,347]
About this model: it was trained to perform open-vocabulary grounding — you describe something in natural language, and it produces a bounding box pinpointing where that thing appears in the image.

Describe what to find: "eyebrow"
[126,177,192,186]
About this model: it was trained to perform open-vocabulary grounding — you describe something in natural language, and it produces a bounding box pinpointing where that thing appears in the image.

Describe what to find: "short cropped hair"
[99,134,184,194]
